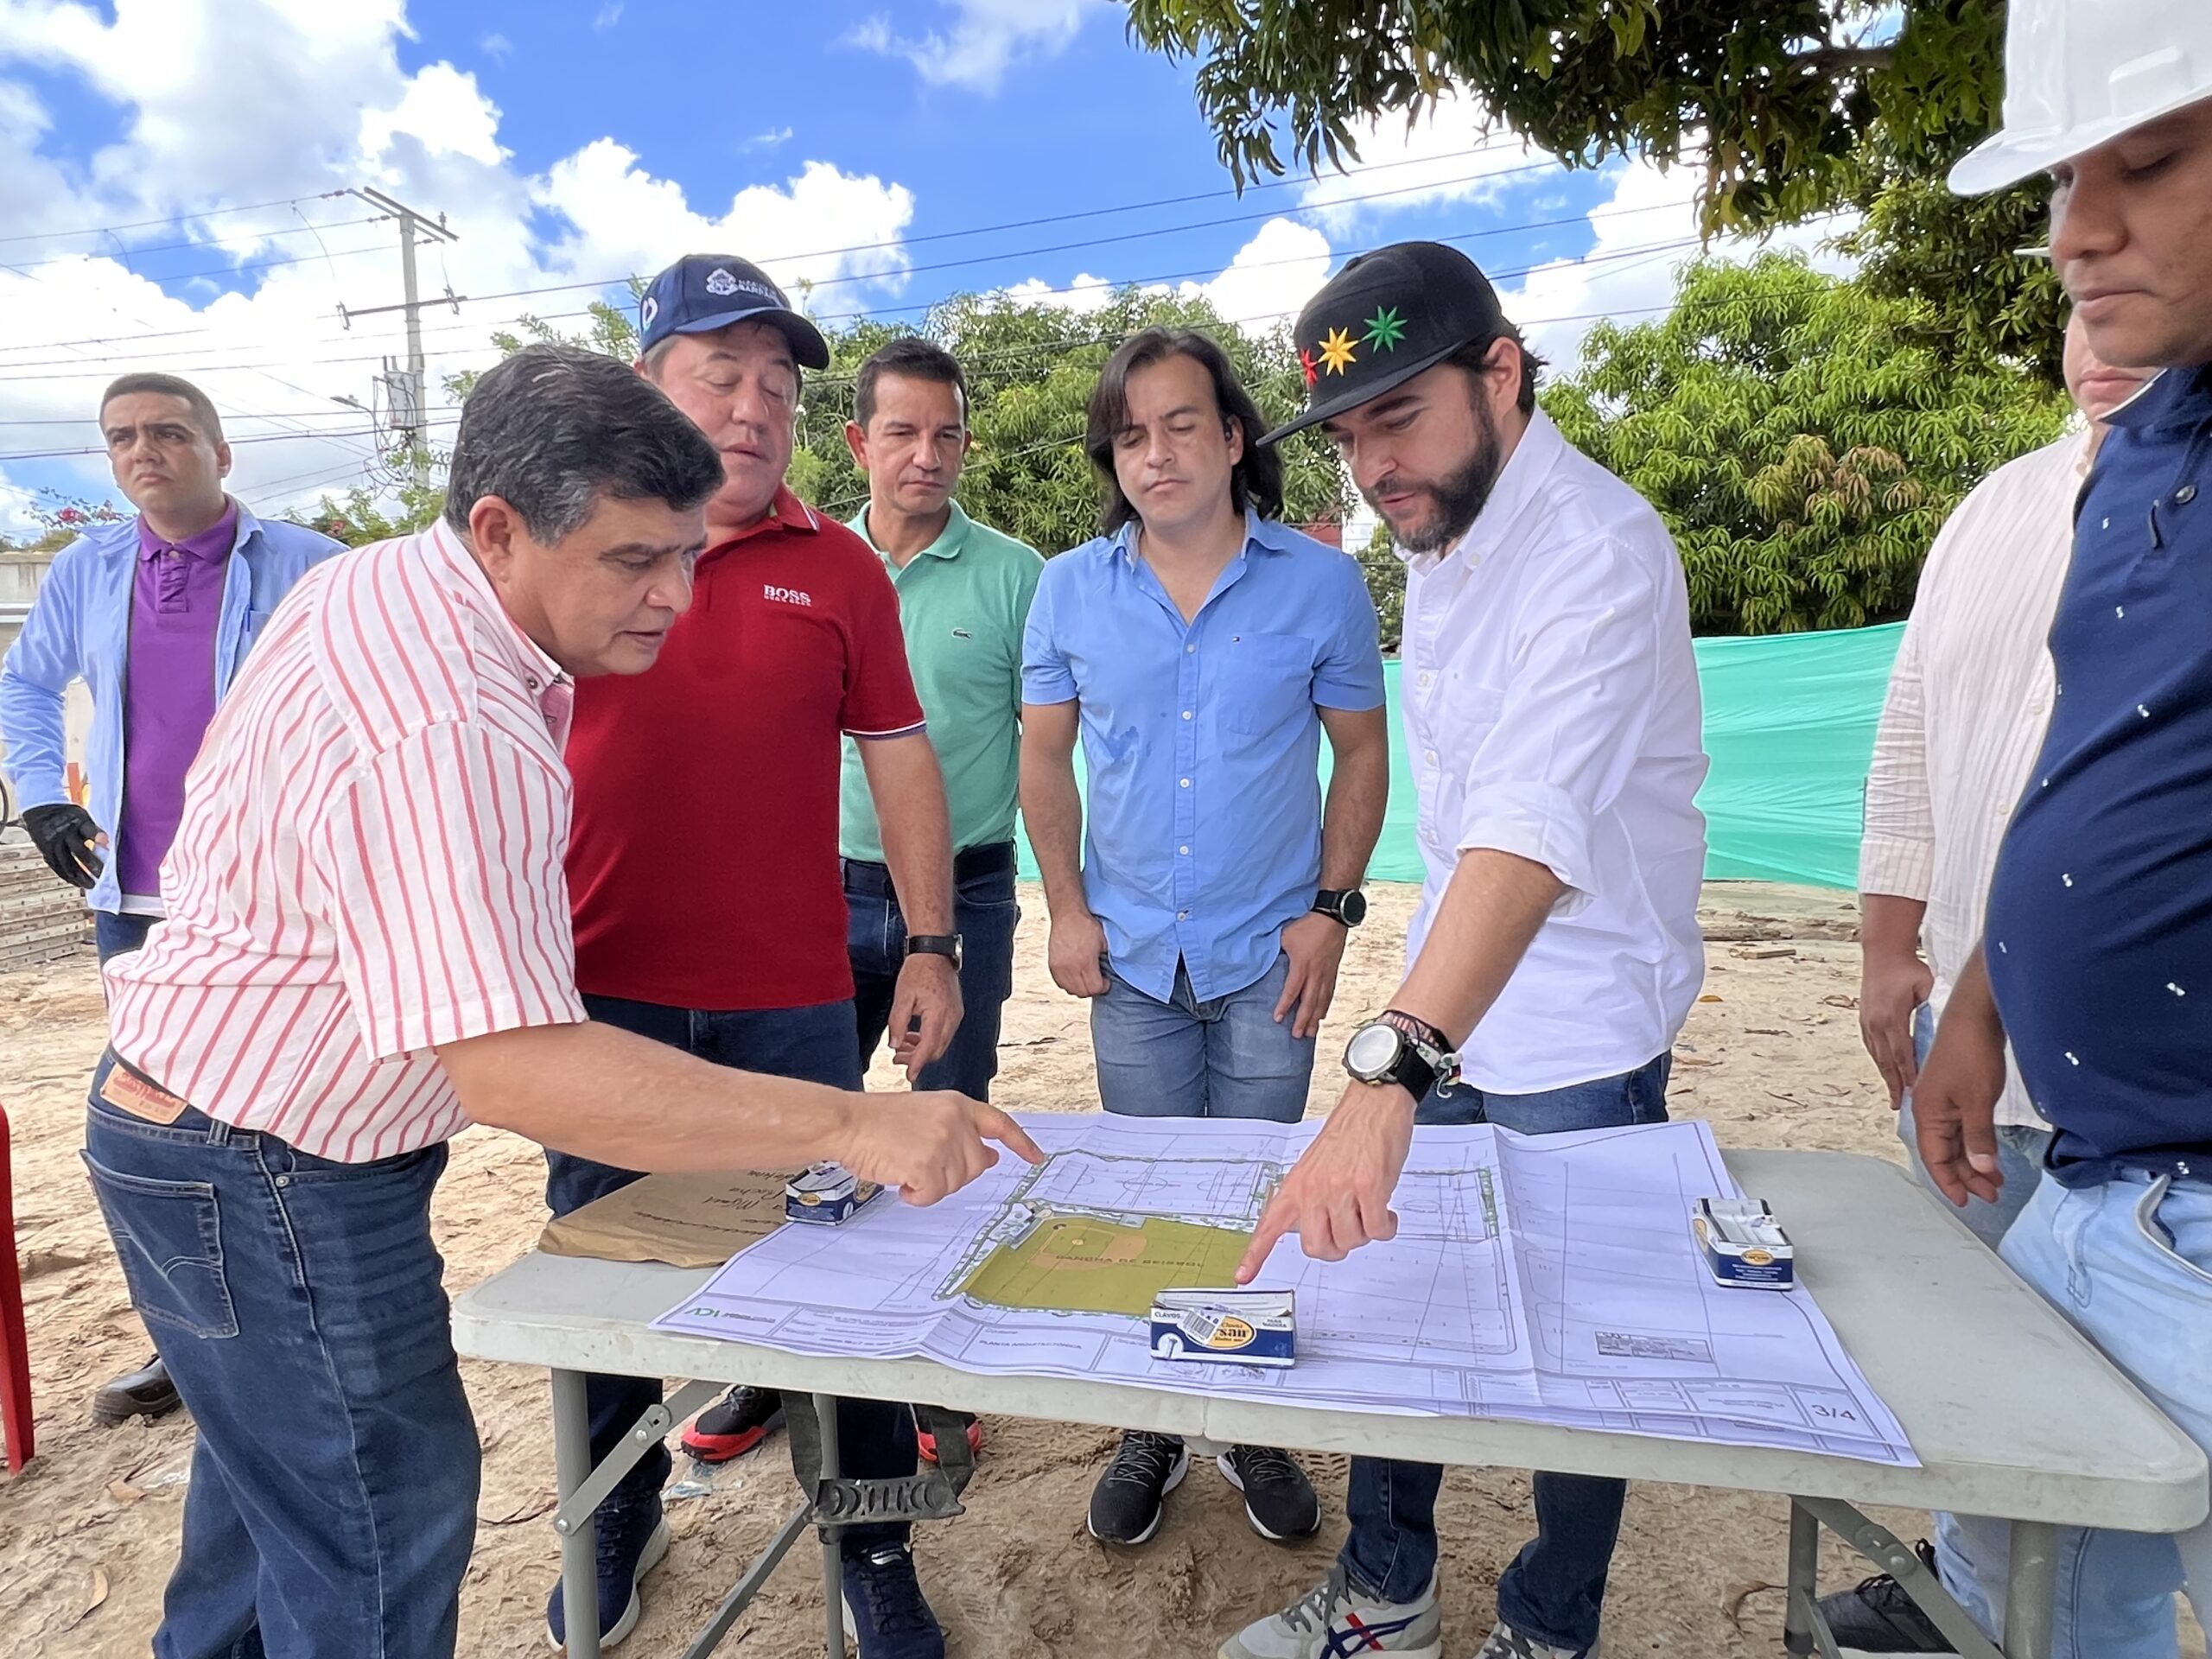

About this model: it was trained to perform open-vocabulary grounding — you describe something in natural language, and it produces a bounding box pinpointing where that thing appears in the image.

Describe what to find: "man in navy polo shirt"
[550,255,963,1656]
[1851,8,2212,1655]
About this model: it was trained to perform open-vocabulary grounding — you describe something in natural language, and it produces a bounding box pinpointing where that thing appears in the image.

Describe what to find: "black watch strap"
[1314,887,1367,927]
[905,934,962,964]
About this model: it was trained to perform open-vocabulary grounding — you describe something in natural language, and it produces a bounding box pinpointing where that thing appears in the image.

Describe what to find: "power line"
[0,214,391,277]
[0,189,350,250]
[0,142,1546,360]
[0,225,1722,387]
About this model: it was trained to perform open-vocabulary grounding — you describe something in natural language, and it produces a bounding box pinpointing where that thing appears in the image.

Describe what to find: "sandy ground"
[0,881,2200,1658]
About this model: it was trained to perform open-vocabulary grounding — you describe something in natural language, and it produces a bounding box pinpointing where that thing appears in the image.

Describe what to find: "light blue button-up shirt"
[0,505,340,914]
[1022,512,1386,1002]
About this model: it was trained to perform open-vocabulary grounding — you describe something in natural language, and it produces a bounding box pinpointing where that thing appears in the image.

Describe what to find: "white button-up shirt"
[1400,409,1709,1094]
[1859,430,2090,1128]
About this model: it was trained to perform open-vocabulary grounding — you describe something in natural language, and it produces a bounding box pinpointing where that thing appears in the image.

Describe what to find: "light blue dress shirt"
[0,505,341,914]
[1022,512,1386,1003]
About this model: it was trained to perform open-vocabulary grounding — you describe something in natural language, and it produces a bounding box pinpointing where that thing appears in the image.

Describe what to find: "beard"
[1368,397,1505,554]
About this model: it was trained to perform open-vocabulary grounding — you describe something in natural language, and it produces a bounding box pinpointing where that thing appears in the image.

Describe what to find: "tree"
[1120,1,2064,385]
[1541,252,2068,633]
[445,287,1348,561]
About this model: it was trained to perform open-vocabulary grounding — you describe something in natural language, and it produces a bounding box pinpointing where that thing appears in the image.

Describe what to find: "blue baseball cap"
[637,254,830,369]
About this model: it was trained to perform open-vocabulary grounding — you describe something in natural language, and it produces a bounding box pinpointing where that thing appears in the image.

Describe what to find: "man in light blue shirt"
[0,371,339,1427]
[1020,327,1389,1554]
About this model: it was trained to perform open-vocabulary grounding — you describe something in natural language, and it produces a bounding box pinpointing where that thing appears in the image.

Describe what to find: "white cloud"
[0,0,918,524]
[1176,217,1332,330]
[988,272,1119,315]
[480,31,512,62]
[1298,98,1538,234]
[848,0,1101,93]
[743,126,794,153]
[593,3,622,31]
[1499,147,1858,371]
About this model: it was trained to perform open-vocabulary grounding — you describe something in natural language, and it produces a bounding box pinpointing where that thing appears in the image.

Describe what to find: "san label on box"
[1148,1288,1295,1367]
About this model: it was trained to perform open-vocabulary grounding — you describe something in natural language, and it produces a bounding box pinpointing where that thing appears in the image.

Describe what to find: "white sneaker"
[1218,1567,1442,1659]
[1471,1622,1597,1659]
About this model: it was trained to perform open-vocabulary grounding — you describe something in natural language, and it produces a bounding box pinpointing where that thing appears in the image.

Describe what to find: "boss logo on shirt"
[763,584,814,607]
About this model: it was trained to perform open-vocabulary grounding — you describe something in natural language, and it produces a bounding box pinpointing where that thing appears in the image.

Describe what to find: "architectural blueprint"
[653,1115,1915,1465]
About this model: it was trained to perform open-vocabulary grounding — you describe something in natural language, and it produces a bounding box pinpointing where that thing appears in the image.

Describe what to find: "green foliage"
[1119,1,2064,387]
[1362,522,1404,653]
[288,456,448,548]
[450,286,1348,558]
[1541,253,2069,634]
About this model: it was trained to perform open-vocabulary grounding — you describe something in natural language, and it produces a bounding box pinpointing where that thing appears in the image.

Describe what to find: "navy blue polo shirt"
[1984,365,2212,1185]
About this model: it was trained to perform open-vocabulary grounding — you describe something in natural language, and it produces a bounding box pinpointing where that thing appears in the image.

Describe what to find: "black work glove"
[22,802,105,890]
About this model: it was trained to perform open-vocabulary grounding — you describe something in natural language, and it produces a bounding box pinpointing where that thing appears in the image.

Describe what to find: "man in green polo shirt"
[842,337,1044,1120]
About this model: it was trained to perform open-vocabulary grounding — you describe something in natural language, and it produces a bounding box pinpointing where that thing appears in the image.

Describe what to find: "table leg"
[816,1392,847,1658]
[552,1369,603,1659]
[1783,1499,1821,1657]
[2002,1521,2058,1659]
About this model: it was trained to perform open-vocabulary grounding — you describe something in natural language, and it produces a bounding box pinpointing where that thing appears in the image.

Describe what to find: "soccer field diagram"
[941,1143,1281,1318]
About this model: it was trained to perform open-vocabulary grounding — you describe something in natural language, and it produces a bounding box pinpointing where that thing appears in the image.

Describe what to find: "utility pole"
[337,188,461,493]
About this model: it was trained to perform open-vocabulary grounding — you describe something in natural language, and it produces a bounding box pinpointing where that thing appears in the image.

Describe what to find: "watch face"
[1344,1022,1402,1081]
[1338,890,1368,927]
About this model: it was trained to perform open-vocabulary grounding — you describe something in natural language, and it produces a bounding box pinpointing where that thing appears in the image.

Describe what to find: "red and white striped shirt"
[105,520,587,1161]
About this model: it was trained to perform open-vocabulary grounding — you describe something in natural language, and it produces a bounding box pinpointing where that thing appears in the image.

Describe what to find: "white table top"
[453,1148,2208,1533]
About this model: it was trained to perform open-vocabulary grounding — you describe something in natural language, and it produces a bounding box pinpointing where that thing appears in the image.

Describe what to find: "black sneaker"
[544,1499,671,1649]
[92,1354,182,1425]
[840,1541,945,1658]
[1086,1429,1190,1545]
[1217,1445,1321,1541]
[680,1384,784,1464]
[1813,1542,1961,1655]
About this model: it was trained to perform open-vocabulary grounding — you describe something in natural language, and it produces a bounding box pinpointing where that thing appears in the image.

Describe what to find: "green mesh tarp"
[1014,623,1901,893]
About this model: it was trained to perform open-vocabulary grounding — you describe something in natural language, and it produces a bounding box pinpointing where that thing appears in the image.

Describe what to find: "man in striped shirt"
[90,344,1036,1659]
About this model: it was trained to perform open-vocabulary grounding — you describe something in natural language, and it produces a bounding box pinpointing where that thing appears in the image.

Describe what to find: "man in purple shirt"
[0,372,340,1422]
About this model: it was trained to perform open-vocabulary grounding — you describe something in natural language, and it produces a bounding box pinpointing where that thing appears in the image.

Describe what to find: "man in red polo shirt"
[550,255,963,1656]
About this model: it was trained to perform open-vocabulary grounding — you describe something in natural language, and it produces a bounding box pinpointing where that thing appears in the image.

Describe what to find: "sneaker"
[917,1414,983,1465]
[1085,1429,1190,1546]
[1217,1445,1321,1541]
[1811,1541,1960,1655]
[91,1354,182,1425]
[680,1384,784,1464]
[840,1541,945,1658]
[1471,1623,1595,1659]
[544,1503,671,1649]
[1218,1566,1442,1659]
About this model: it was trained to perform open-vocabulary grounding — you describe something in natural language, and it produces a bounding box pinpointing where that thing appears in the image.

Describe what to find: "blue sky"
[0,0,1835,528]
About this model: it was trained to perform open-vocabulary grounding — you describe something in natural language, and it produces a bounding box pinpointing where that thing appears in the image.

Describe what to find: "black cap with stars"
[1259,240,1510,446]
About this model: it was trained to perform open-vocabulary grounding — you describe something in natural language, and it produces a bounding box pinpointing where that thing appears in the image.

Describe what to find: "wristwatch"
[1344,1010,1460,1100]
[905,933,963,969]
[1313,887,1368,927]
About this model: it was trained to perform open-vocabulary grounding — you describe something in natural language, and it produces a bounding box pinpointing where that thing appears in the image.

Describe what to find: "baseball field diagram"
[957,1209,1251,1317]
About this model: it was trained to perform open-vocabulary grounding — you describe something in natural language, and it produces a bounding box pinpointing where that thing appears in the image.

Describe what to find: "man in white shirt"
[1858,313,2152,1249]
[1219,242,1707,1659]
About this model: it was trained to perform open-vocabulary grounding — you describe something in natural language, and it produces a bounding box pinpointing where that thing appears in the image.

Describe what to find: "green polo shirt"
[840,500,1046,863]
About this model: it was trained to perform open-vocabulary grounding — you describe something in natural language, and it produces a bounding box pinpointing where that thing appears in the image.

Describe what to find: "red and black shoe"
[680,1385,785,1465]
[916,1414,983,1465]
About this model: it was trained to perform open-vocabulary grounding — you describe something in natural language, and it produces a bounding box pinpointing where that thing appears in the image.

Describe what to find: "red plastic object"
[0,1103,33,1472]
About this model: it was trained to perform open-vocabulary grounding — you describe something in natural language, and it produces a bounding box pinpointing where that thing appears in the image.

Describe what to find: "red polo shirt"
[566,487,925,1009]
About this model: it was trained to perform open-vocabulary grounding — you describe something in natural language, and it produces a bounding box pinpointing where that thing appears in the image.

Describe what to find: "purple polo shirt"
[117,503,236,906]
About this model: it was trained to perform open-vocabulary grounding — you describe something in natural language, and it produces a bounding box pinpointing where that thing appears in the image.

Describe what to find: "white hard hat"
[1950,0,2212,194]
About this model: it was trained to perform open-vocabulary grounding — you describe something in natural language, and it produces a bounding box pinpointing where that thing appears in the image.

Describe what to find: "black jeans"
[846,840,1020,1103]
[543,992,916,1548]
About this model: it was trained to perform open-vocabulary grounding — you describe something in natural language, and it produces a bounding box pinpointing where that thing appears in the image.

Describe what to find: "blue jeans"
[1933,1171,2212,1659]
[847,843,1020,1103]
[95,909,157,963]
[1091,952,1316,1122]
[1341,1054,1673,1655]
[83,1057,478,1659]
[544,993,914,1548]
[1898,1001,2052,1249]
